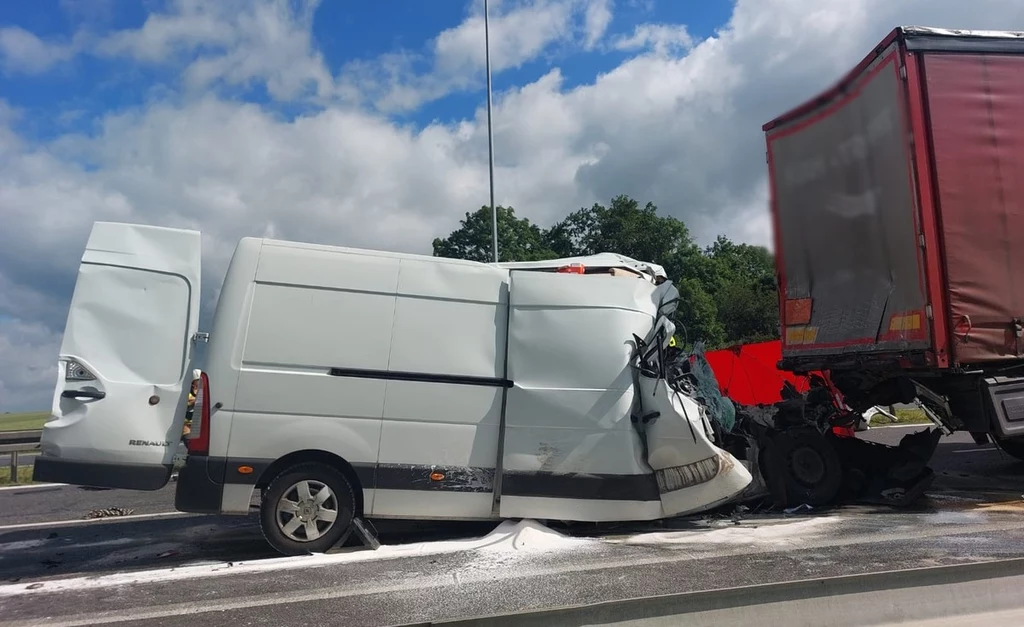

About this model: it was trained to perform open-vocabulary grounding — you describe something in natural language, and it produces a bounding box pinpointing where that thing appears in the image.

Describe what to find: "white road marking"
[952,447,997,454]
[0,511,189,532]
[866,423,934,430]
[0,483,66,492]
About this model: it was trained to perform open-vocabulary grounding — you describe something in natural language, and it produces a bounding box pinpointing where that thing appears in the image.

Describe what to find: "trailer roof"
[763,26,1024,131]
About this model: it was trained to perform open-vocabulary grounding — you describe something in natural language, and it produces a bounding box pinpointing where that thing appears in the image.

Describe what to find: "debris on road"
[84,507,135,519]
[783,504,813,515]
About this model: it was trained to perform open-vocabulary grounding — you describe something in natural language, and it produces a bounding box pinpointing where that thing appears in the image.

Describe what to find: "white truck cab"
[35,222,751,555]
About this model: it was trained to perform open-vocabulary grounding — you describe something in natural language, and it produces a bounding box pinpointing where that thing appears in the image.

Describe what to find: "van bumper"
[33,456,172,490]
[174,455,225,513]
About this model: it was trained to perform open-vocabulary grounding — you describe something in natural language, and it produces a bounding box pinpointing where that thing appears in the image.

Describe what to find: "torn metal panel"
[497,253,667,281]
[501,268,751,520]
[636,373,753,516]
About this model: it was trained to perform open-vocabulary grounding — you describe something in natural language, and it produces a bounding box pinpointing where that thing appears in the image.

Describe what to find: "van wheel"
[995,437,1024,462]
[768,428,843,506]
[260,463,355,556]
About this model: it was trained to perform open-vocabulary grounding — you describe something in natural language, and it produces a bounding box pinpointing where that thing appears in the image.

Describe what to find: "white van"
[35,222,751,555]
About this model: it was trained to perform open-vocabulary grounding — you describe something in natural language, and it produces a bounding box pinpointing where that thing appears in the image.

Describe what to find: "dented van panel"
[34,223,201,490]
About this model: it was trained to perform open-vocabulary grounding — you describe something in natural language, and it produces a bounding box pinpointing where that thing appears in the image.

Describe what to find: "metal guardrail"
[0,429,42,484]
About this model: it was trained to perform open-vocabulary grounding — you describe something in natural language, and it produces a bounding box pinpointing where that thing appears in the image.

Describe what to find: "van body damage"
[700,340,940,508]
[35,223,751,526]
[34,223,200,490]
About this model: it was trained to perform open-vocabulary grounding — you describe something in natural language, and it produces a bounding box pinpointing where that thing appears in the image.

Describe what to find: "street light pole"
[484,0,498,263]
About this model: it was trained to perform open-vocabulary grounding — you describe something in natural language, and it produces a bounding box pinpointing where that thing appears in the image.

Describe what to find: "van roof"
[254,237,666,278]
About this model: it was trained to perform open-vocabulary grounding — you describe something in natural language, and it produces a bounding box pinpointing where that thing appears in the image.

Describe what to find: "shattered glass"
[688,342,737,433]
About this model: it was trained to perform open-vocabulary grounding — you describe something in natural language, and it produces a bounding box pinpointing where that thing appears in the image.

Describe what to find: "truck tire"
[768,428,843,507]
[995,437,1024,462]
[260,462,355,556]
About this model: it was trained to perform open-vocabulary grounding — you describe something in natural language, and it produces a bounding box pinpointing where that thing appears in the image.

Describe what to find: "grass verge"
[0,411,50,432]
[870,407,931,426]
[0,465,35,486]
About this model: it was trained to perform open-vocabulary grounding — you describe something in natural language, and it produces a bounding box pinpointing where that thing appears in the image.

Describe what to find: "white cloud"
[97,0,333,101]
[613,23,692,54]
[353,0,610,112]
[4,0,1024,408]
[583,0,613,49]
[0,320,60,411]
[0,27,81,75]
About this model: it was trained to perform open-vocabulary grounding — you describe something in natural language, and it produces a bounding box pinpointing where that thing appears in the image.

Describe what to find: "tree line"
[432,195,780,349]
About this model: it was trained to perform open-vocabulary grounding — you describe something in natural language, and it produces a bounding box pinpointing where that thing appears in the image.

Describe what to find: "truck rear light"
[185,372,211,455]
[65,360,96,381]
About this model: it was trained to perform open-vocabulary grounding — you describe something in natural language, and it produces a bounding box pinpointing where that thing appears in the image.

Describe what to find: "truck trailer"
[764,26,1024,457]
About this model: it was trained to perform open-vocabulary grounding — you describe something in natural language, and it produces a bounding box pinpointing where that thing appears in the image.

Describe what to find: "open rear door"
[33,222,202,490]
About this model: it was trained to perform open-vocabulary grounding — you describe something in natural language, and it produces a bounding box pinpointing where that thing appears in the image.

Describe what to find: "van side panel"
[222,243,400,513]
[372,258,509,519]
[206,238,262,460]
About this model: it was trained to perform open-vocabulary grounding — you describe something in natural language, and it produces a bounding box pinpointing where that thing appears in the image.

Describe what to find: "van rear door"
[33,222,202,490]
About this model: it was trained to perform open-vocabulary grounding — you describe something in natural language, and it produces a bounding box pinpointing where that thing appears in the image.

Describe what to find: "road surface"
[0,427,1021,625]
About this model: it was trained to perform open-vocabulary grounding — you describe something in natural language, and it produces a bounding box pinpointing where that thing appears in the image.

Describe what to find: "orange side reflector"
[429,471,445,481]
[785,298,812,325]
[237,466,254,475]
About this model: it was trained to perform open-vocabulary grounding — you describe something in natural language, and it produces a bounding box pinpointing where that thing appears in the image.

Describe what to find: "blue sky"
[0,1,733,141]
[2,0,1024,410]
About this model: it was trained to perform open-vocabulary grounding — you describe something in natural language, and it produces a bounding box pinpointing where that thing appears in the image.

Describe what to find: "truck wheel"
[260,462,355,556]
[770,428,843,506]
[995,437,1024,462]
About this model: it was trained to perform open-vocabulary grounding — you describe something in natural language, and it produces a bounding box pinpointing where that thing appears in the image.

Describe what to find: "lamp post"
[484,0,498,263]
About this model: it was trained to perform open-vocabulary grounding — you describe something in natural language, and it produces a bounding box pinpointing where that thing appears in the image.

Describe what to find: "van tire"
[260,462,355,556]
[768,428,843,506]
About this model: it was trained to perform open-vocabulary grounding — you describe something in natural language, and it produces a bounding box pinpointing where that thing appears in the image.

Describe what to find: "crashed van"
[34,222,751,554]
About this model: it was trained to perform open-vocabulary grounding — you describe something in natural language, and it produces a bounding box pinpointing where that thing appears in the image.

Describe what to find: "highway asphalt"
[0,427,1021,625]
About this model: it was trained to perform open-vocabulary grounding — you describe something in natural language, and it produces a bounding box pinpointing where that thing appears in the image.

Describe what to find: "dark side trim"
[206,457,660,502]
[903,33,1024,55]
[328,367,513,389]
[32,456,172,491]
[502,470,660,502]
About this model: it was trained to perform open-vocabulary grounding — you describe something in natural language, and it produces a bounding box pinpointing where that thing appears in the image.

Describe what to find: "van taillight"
[185,372,211,456]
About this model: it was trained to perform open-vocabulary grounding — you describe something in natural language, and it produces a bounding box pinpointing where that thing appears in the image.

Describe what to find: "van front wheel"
[260,462,355,555]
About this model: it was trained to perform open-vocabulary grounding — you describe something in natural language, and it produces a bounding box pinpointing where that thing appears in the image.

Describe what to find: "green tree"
[546,195,694,279]
[674,278,726,348]
[432,206,557,263]
[431,197,781,349]
[700,237,779,346]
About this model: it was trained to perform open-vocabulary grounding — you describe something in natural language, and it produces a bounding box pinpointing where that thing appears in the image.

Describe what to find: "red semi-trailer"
[764,26,1024,457]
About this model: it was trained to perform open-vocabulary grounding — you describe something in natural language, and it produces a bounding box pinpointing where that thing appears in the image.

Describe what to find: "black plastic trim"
[207,459,660,501]
[373,463,495,493]
[174,455,225,513]
[903,35,1024,55]
[32,457,171,491]
[502,470,661,502]
[60,389,106,400]
[327,367,512,389]
[202,457,273,485]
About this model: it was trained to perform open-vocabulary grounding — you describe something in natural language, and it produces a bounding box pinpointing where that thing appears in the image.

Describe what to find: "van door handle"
[61,389,106,400]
